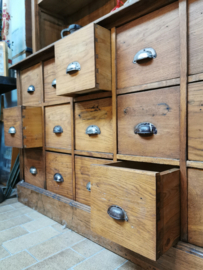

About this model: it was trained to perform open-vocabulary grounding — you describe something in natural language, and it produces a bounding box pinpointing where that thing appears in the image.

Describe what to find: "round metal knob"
[54,173,64,183]
[53,126,63,134]
[27,85,35,93]
[30,167,37,175]
[8,127,16,134]
[107,205,128,221]
[86,182,91,192]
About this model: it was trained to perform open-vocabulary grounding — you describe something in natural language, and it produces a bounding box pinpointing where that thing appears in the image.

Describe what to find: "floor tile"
[0,198,18,207]
[10,202,27,209]
[51,223,70,233]
[26,211,46,220]
[16,206,35,215]
[0,226,28,245]
[0,251,36,270]
[27,249,84,270]
[22,217,56,232]
[0,215,32,231]
[28,230,85,261]
[3,226,60,254]
[0,246,10,259]
[0,209,25,221]
[117,261,144,270]
[73,249,126,270]
[0,205,14,213]
[72,239,104,258]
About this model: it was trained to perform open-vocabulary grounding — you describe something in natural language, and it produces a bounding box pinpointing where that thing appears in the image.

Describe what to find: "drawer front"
[75,98,113,153]
[188,168,203,247]
[24,149,45,188]
[117,2,180,89]
[45,104,71,150]
[3,107,23,148]
[46,152,72,198]
[188,82,203,161]
[118,87,180,159]
[75,156,111,206]
[21,63,42,106]
[44,58,71,103]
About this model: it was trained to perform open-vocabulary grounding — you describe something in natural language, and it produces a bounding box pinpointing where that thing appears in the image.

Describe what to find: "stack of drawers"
[4,0,203,263]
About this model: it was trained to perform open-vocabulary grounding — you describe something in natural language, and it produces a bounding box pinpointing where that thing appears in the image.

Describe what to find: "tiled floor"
[0,198,142,270]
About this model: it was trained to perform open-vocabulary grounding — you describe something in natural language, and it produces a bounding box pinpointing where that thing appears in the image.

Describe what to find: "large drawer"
[55,23,111,96]
[117,87,180,159]
[4,106,43,148]
[91,161,180,261]
[46,152,72,198]
[75,98,113,153]
[24,149,45,188]
[45,104,71,150]
[75,156,111,206]
[117,2,180,89]
[21,63,42,106]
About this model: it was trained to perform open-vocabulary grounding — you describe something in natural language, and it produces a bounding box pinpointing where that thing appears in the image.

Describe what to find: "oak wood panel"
[44,58,71,103]
[74,150,113,159]
[75,98,113,153]
[188,168,203,247]
[46,151,73,199]
[117,2,180,89]
[118,87,180,159]
[45,104,71,150]
[188,81,203,161]
[24,148,45,188]
[21,63,42,105]
[71,98,76,200]
[74,91,112,103]
[3,106,23,148]
[75,156,111,206]
[187,160,203,169]
[45,148,72,154]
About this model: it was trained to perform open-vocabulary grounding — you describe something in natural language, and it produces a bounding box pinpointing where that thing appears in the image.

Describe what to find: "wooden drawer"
[45,104,71,150]
[188,0,203,75]
[24,149,45,188]
[188,168,203,247]
[75,98,113,153]
[55,24,111,96]
[118,86,180,159]
[21,63,42,106]
[46,152,72,199]
[91,161,180,261]
[44,58,71,104]
[117,2,180,89]
[75,156,111,206]
[4,106,42,148]
[188,82,203,161]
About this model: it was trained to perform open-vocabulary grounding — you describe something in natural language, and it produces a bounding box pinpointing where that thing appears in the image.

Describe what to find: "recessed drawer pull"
[27,85,35,93]
[66,62,81,74]
[8,126,16,134]
[86,125,101,135]
[134,122,157,136]
[107,205,128,222]
[30,167,37,175]
[86,182,91,192]
[52,79,56,88]
[54,173,64,183]
[133,48,157,64]
[53,125,63,134]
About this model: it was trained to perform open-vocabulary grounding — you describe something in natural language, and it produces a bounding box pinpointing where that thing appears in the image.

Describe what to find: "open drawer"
[91,161,180,261]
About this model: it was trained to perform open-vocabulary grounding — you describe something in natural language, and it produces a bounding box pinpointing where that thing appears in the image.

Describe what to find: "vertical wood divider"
[179,0,188,242]
[111,27,117,162]
[41,61,46,189]
[71,98,76,200]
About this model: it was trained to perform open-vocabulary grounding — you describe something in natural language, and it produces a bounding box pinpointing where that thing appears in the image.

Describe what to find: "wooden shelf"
[0,76,16,94]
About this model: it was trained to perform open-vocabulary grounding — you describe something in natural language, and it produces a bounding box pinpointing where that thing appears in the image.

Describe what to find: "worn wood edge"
[187,161,203,169]
[117,154,180,166]
[45,147,72,154]
[74,150,113,159]
[176,242,203,259]
[188,73,203,83]
[71,98,76,201]
[73,91,112,103]
[43,100,71,107]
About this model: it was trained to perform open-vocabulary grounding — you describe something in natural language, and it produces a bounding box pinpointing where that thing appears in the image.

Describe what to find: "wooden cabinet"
[55,24,111,96]
[117,2,180,89]
[45,104,71,151]
[46,152,73,199]
[75,98,113,153]
[24,149,45,188]
[91,161,180,261]
[3,106,43,148]
[117,87,180,159]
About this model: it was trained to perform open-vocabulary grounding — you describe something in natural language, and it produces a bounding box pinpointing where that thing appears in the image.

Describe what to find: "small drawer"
[117,2,180,89]
[75,156,111,206]
[21,63,42,106]
[44,58,71,103]
[91,161,180,261]
[4,106,42,148]
[188,82,203,161]
[118,86,180,159]
[24,149,45,188]
[46,152,72,198]
[55,23,111,96]
[75,98,113,153]
[45,104,71,150]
